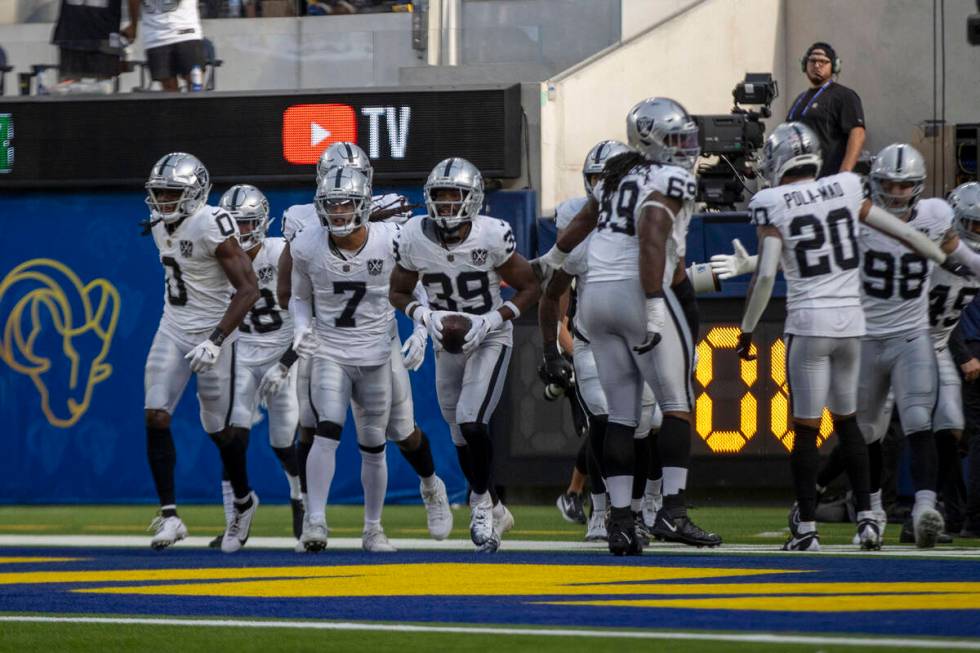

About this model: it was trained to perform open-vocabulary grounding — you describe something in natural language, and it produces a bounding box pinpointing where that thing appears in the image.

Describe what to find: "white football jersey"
[587,162,697,284]
[292,222,399,366]
[859,198,953,337]
[238,237,293,353]
[750,172,866,337]
[929,255,980,347]
[282,203,319,242]
[152,204,238,334]
[395,215,516,347]
[140,0,203,50]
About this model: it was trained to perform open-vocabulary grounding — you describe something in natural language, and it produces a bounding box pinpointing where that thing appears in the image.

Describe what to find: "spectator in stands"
[51,0,124,84]
[949,306,980,538]
[121,0,205,92]
[786,41,865,177]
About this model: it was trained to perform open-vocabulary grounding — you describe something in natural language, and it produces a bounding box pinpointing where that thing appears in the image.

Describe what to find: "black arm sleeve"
[950,324,973,366]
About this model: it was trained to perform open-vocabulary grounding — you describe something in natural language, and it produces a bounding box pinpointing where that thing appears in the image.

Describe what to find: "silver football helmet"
[316,141,373,186]
[758,122,822,187]
[219,184,271,250]
[626,97,700,170]
[145,152,211,224]
[424,157,484,231]
[870,143,927,217]
[315,167,372,237]
[582,140,631,195]
[950,182,980,251]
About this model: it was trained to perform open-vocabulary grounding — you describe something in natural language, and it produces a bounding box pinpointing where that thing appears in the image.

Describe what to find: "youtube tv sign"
[0,85,522,188]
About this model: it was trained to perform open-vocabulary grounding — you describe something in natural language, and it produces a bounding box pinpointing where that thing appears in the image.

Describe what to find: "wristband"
[279,348,299,369]
[405,300,421,320]
[208,328,226,346]
[644,290,664,299]
[502,300,521,320]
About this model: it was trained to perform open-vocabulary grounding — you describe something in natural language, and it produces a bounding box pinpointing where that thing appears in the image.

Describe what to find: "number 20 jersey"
[395,215,516,347]
[291,221,400,366]
[858,198,952,337]
[749,172,865,338]
[587,162,697,284]
[151,204,237,335]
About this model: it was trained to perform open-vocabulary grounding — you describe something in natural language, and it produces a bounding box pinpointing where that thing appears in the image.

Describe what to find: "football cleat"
[787,501,802,537]
[493,501,515,537]
[633,511,651,546]
[912,508,946,548]
[642,493,662,530]
[221,492,259,553]
[290,498,305,540]
[421,476,453,540]
[651,508,722,547]
[148,514,188,550]
[475,532,501,553]
[362,524,397,553]
[556,492,587,524]
[301,514,328,552]
[782,531,821,551]
[585,508,608,542]
[856,518,883,551]
[470,497,494,547]
[899,517,954,544]
[852,510,887,546]
[208,534,222,549]
[607,507,643,556]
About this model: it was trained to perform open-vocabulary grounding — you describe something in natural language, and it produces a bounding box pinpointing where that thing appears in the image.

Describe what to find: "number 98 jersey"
[238,236,293,357]
[151,205,237,334]
[395,215,516,347]
[749,172,865,337]
[587,162,696,284]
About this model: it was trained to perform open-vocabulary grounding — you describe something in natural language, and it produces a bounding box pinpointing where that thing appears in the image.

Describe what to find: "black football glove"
[538,343,574,390]
[736,331,756,361]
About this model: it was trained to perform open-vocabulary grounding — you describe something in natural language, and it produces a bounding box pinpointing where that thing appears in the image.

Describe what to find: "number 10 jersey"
[749,171,865,338]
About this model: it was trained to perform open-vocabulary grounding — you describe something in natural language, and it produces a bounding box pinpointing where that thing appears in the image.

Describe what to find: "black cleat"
[556,492,587,524]
[633,511,651,546]
[208,534,222,549]
[782,531,821,551]
[651,508,722,547]
[290,498,305,540]
[607,507,643,556]
[899,516,953,545]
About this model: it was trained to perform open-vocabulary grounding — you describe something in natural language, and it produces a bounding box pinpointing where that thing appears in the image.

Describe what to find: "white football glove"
[257,362,290,402]
[709,238,758,280]
[400,324,428,372]
[185,338,221,373]
[292,327,319,359]
[634,296,665,354]
[461,311,504,355]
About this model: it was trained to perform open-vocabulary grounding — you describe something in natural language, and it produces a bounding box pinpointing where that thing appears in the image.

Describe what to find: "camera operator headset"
[786,41,866,177]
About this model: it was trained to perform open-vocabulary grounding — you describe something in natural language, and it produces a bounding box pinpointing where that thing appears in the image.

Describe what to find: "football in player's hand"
[440,313,471,354]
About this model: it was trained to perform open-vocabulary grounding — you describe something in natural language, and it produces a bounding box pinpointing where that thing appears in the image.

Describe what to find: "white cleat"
[585,509,608,542]
[852,510,887,547]
[301,514,328,552]
[856,519,883,551]
[493,502,514,537]
[641,494,662,530]
[914,507,945,549]
[470,497,494,547]
[421,476,453,541]
[362,524,398,553]
[148,515,188,550]
[221,492,259,553]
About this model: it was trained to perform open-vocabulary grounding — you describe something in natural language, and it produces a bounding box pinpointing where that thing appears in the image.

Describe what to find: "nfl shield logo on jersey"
[257,265,275,283]
[179,240,193,258]
[367,259,384,276]
[471,249,488,265]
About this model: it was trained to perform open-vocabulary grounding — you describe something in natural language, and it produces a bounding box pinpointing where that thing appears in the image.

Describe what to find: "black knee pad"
[359,442,386,454]
[316,421,343,441]
[209,426,248,449]
[298,426,316,446]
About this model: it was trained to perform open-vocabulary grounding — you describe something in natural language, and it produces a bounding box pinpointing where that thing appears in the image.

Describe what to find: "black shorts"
[59,47,121,78]
[146,40,204,81]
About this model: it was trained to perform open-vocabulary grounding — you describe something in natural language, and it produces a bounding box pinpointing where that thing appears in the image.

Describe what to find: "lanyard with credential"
[789,81,832,120]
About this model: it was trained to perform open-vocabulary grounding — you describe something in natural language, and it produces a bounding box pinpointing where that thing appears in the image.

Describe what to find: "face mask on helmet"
[582,140,631,196]
[951,183,980,250]
[316,195,369,237]
[627,98,701,171]
[871,176,924,218]
[426,186,480,232]
[145,153,210,224]
[220,186,270,250]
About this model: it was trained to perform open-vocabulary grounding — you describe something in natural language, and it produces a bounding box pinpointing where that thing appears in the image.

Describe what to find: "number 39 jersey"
[291,221,400,366]
[151,204,238,335]
[587,162,697,284]
[238,237,293,354]
[749,172,865,338]
[395,215,516,347]
[859,198,953,337]
[929,263,980,347]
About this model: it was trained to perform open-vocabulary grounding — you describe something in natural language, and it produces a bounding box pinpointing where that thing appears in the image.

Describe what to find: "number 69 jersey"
[151,205,238,335]
[291,221,400,366]
[587,162,697,284]
[238,236,293,360]
[394,215,516,347]
[858,198,953,337]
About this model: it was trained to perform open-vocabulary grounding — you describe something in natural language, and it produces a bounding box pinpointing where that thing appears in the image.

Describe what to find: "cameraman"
[787,42,865,176]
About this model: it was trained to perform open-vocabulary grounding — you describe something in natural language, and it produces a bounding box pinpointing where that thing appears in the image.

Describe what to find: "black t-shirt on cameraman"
[52,0,122,52]
[786,81,865,177]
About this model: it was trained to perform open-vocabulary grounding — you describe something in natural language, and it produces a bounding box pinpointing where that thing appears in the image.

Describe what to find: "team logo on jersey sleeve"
[179,241,194,258]
[367,259,385,276]
[257,266,276,284]
[472,249,488,265]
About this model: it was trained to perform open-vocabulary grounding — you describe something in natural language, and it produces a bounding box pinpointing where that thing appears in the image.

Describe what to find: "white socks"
[221,480,234,527]
[360,449,388,525]
[606,475,632,509]
[306,437,339,521]
[663,467,688,496]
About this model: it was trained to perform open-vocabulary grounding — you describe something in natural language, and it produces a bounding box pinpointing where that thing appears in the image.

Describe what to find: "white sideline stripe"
[2,535,980,558]
[1,616,979,649]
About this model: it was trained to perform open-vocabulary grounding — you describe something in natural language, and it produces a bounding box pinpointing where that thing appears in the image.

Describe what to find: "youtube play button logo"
[282,104,358,165]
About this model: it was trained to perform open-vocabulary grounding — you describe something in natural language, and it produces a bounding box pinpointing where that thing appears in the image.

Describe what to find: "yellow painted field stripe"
[0,557,81,564]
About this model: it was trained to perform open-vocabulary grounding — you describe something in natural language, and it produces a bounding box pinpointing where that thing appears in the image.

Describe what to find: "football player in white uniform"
[200,185,305,548]
[142,153,260,552]
[535,98,721,555]
[735,131,952,550]
[278,143,452,546]
[390,157,541,553]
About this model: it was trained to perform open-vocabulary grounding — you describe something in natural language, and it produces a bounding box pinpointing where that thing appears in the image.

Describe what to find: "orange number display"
[768,338,834,451]
[694,326,758,453]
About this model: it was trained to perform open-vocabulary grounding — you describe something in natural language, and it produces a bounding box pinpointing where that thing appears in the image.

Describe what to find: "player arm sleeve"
[411,281,430,308]
[740,236,781,334]
[946,241,980,278]
[863,205,946,264]
[289,255,313,333]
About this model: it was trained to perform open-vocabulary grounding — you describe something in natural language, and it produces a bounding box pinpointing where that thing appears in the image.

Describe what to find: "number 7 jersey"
[749,171,865,337]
